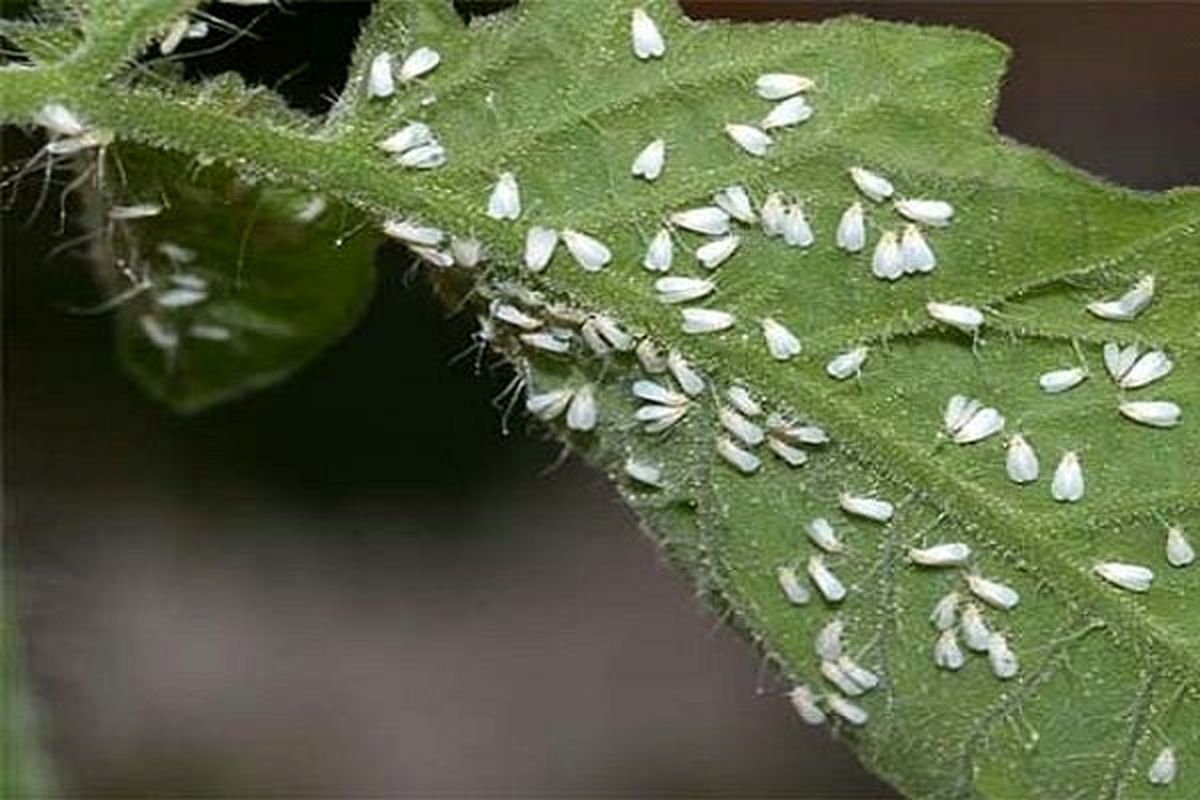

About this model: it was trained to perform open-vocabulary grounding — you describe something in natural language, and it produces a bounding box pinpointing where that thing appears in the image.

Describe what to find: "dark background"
[4,2,1199,797]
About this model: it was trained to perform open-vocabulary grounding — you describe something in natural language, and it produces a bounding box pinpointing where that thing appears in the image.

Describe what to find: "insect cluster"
[26,4,1190,788]
[364,10,1191,782]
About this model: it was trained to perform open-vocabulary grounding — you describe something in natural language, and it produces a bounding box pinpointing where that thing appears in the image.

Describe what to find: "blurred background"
[4,2,1199,797]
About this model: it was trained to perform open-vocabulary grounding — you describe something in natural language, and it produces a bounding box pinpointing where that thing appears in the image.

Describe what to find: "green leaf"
[100,144,376,413]
[3,1,1199,796]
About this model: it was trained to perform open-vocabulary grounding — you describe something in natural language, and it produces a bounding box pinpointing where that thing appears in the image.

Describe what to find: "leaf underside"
[3,1,1199,797]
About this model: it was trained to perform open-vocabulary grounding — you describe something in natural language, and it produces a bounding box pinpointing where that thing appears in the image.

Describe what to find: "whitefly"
[826,347,868,380]
[808,555,847,603]
[630,8,666,60]
[761,317,802,361]
[695,235,741,269]
[670,206,731,236]
[725,123,772,157]
[713,185,756,224]
[643,228,674,272]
